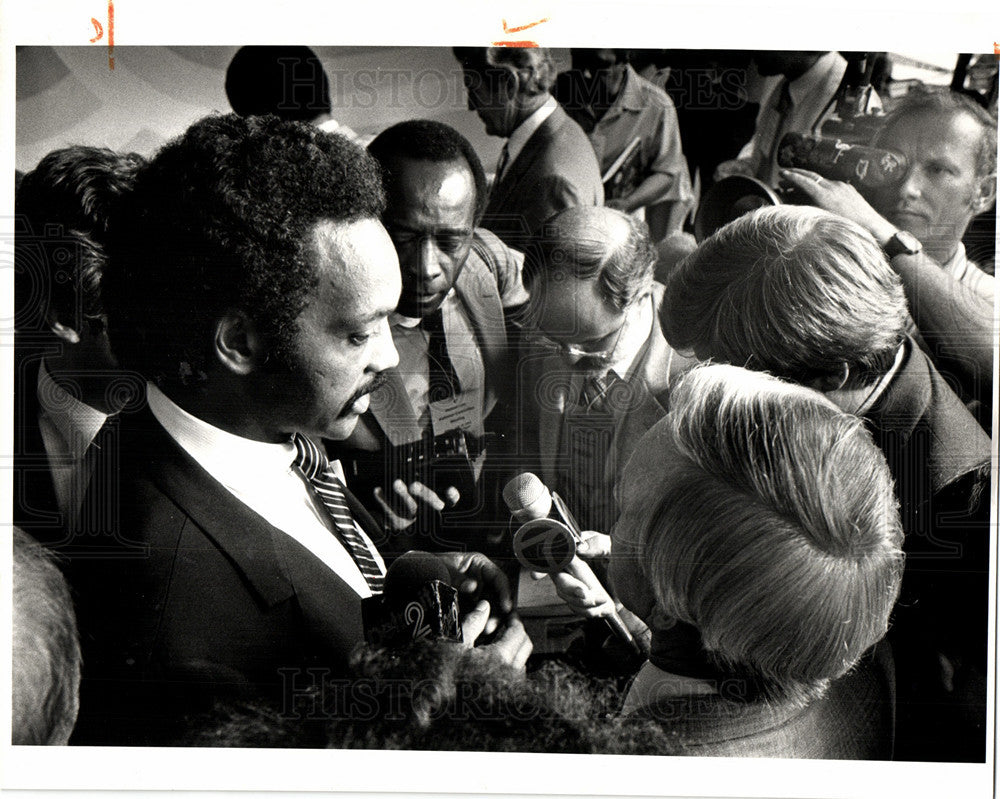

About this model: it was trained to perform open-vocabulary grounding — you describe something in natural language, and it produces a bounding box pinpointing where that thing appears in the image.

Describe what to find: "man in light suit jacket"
[67,114,524,745]
[454,47,604,253]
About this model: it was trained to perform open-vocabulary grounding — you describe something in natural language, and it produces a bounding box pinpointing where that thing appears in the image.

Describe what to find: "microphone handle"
[564,556,639,653]
[550,491,583,542]
[604,604,641,655]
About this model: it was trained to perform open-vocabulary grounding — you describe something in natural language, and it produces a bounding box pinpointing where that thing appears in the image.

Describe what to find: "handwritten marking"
[502,17,549,33]
[493,16,549,47]
[89,3,115,69]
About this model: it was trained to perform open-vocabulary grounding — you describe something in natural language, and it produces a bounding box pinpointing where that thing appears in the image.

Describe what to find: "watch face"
[886,230,922,257]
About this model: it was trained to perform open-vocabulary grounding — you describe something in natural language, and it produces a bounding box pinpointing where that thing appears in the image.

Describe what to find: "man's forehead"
[881,108,982,151]
[392,157,473,198]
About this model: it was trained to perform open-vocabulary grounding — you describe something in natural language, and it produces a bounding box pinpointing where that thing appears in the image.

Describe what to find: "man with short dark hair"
[13,146,145,546]
[68,114,521,744]
[333,119,528,554]
[225,45,358,140]
[453,47,603,251]
[780,88,996,427]
[555,48,693,239]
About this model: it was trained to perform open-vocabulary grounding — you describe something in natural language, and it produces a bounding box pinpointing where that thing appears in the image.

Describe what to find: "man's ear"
[46,312,81,345]
[808,362,850,393]
[214,312,266,376]
[971,172,997,216]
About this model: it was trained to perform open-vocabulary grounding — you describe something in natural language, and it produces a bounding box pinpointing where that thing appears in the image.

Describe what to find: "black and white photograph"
[2,2,998,797]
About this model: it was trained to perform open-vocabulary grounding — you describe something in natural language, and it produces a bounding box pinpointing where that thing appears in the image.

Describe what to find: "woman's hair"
[641,364,904,704]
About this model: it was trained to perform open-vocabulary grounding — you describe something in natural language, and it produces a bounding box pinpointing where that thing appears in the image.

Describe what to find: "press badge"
[429,390,482,437]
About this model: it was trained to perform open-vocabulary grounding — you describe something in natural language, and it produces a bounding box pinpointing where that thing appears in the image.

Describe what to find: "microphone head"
[503,472,553,521]
[367,551,461,648]
[512,518,577,573]
[384,551,451,604]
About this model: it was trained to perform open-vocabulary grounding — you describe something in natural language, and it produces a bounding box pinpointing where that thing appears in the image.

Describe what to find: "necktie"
[578,374,610,411]
[423,308,460,402]
[292,433,384,593]
[495,143,510,183]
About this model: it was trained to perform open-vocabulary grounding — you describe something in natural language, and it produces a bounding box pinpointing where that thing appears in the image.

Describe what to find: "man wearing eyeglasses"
[519,206,694,540]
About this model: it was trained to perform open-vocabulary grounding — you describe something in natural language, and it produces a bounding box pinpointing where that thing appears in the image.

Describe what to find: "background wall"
[16,45,571,174]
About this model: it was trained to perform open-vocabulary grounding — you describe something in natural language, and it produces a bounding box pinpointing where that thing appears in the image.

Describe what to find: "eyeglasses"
[530,305,633,362]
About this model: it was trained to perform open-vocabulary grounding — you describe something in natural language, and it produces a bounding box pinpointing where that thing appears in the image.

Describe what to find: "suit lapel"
[132,410,297,609]
[535,354,570,488]
[488,107,565,213]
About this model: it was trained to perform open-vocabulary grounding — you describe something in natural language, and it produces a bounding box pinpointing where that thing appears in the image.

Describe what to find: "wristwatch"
[882,230,923,258]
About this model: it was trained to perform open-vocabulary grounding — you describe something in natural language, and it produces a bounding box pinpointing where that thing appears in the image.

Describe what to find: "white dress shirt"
[36,359,109,521]
[146,383,385,598]
[502,94,558,176]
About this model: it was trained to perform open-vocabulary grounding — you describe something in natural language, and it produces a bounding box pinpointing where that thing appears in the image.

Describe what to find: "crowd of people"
[10,46,996,762]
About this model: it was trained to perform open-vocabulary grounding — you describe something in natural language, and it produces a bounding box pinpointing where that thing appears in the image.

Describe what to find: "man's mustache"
[345,372,389,408]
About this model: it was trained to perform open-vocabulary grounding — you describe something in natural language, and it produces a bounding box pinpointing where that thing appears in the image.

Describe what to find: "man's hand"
[461,600,533,670]
[435,551,514,634]
[604,197,632,213]
[373,479,460,531]
[778,168,898,244]
[531,555,618,620]
[527,532,613,618]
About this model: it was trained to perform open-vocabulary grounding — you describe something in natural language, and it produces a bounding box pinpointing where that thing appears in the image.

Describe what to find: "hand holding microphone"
[363,550,531,669]
[503,473,639,653]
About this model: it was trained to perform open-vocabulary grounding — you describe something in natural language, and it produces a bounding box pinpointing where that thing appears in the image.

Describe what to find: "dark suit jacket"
[866,339,992,761]
[67,406,384,745]
[482,104,603,252]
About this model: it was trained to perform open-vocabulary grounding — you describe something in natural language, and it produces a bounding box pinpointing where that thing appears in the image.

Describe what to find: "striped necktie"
[292,433,384,593]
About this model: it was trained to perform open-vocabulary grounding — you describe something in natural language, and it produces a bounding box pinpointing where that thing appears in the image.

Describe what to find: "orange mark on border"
[502,17,549,33]
[493,16,549,47]
[994,42,999,59]
[108,0,115,70]
[88,2,115,69]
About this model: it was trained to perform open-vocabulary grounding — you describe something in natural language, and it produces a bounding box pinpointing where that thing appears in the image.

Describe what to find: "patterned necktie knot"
[292,433,384,593]
[292,432,326,481]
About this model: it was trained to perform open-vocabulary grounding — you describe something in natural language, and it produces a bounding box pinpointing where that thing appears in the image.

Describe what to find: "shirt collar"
[607,293,655,380]
[37,358,109,458]
[146,382,297,484]
[506,94,558,167]
[615,65,646,113]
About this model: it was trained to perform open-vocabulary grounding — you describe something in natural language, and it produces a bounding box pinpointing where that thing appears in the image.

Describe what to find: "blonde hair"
[641,364,904,703]
[661,206,908,389]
